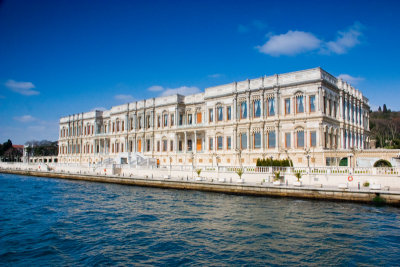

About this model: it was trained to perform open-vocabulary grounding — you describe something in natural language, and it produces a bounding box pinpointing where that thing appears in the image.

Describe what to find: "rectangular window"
[217,136,223,150]
[227,106,231,120]
[170,140,174,151]
[310,131,317,147]
[157,141,160,152]
[197,112,202,123]
[309,95,316,112]
[147,139,151,152]
[171,114,174,126]
[188,114,192,125]
[296,96,304,113]
[253,100,261,118]
[268,98,275,116]
[209,137,213,150]
[241,133,247,149]
[157,116,161,128]
[241,102,247,119]
[268,131,276,148]
[297,131,304,148]
[227,137,231,149]
[146,115,150,128]
[163,140,167,152]
[217,107,223,121]
[209,109,214,122]
[188,140,192,151]
[254,132,261,149]
[163,114,168,127]
[197,138,202,151]
[179,141,182,151]
[179,114,183,125]
[285,98,290,115]
[285,133,291,148]
[138,117,142,129]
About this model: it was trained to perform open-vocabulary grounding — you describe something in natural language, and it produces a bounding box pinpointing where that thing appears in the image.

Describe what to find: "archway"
[339,157,348,166]
[373,159,392,167]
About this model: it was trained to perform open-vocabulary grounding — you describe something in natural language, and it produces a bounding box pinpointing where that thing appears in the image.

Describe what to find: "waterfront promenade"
[1,162,400,206]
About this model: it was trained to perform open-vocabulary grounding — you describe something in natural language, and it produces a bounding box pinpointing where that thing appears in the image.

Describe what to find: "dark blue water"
[1,174,400,266]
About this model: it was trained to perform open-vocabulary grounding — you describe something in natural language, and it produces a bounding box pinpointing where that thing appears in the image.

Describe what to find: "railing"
[1,162,400,177]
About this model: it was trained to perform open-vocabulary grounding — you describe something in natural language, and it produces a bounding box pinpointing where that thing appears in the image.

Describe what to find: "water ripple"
[1,173,400,265]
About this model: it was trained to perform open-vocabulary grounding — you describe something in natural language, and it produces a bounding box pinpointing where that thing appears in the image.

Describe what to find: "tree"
[378,106,382,112]
[383,104,388,113]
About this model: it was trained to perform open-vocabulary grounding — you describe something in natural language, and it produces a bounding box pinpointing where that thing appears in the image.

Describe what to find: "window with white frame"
[254,100,261,118]
[268,98,275,116]
[254,132,261,148]
[240,102,247,119]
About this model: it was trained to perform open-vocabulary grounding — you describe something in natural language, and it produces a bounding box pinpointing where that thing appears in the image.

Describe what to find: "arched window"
[297,130,304,148]
[253,132,261,149]
[241,102,247,119]
[241,133,247,149]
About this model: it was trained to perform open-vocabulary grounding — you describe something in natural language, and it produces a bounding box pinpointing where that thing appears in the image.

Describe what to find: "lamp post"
[216,155,220,180]
[304,148,311,168]
[169,156,172,178]
[235,148,242,168]
[190,152,194,180]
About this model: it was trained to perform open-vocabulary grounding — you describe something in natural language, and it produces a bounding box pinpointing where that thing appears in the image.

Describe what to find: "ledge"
[1,169,399,206]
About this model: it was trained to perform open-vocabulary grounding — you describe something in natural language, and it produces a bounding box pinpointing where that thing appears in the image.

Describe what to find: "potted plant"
[195,168,204,181]
[235,168,244,183]
[294,171,302,187]
[273,171,281,185]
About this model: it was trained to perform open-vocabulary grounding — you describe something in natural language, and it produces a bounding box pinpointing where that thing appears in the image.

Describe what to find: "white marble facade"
[58,67,370,166]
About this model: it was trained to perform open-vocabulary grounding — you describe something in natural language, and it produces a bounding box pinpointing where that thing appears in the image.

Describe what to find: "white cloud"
[337,74,364,84]
[256,22,364,56]
[325,22,363,54]
[14,115,36,123]
[148,85,164,92]
[161,86,201,96]
[114,94,134,102]
[256,30,321,56]
[5,80,39,96]
[208,73,223,78]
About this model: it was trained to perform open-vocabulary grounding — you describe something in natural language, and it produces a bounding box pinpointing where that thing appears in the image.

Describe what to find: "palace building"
[58,67,370,167]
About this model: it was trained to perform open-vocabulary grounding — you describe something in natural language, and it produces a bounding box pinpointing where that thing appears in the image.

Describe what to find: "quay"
[1,164,400,206]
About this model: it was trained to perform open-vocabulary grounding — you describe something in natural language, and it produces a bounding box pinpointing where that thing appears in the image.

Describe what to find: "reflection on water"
[0,173,400,265]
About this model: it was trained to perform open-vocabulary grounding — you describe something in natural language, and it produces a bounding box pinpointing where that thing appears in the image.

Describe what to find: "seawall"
[1,168,400,206]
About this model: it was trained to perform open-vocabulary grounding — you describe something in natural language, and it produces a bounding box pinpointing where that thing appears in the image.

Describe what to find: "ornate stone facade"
[58,67,370,166]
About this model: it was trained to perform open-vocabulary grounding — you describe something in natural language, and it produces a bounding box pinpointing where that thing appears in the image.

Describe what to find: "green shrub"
[294,171,302,181]
[363,181,370,187]
[256,158,292,167]
[196,169,202,177]
[373,159,392,167]
[236,168,244,179]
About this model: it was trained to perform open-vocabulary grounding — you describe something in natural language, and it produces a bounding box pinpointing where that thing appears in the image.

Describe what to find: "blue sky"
[1,0,400,144]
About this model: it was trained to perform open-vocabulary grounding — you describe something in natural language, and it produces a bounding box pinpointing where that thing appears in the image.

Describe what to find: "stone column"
[194,131,197,153]
[261,92,265,118]
[261,127,265,151]
[175,134,178,153]
[247,128,250,151]
[233,128,237,150]
[275,124,279,151]
[233,96,237,121]
[184,132,187,153]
